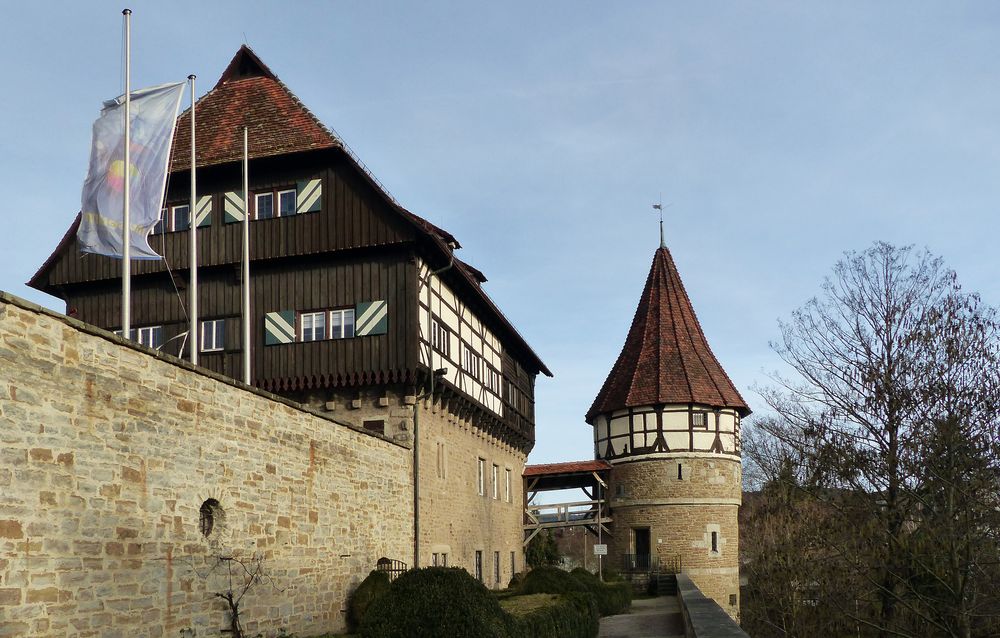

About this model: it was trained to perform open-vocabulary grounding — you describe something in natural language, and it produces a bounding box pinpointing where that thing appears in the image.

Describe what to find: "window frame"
[329,307,356,340]
[475,550,483,582]
[494,551,500,585]
[477,458,486,496]
[134,325,163,349]
[253,187,297,220]
[505,468,511,503]
[492,463,499,500]
[300,311,327,342]
[154,203,191,234]
[200,319,225,353]
[430,317,450,357]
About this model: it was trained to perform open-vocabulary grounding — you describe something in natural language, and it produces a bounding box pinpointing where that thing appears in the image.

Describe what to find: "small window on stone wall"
[677,463,683,480]
[364,419,385,435]
[200,498,224,538]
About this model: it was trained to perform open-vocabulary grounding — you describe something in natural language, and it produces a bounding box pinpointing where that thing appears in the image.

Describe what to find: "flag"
[77,82,185,259]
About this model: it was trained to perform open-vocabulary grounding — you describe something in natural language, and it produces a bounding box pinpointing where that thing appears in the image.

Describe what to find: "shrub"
[506,592,599,638]
[507,571,524,590]
[347,570,391,631]
[568,568,632,616]
[519,566,587,596]
[360,567,511,638]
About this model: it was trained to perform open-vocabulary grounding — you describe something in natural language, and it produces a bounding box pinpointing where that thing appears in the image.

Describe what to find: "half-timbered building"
[586,243,749,618]
[28,45,550,587]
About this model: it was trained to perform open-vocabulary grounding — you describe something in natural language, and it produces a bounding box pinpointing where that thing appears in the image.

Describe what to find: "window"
[711,531,719,553]
[436,442,447,480]
[254,188,296,220]
[492,464,499,500]
[330,308,355,339]
[154,204,190,233]
[200,319,225,353]
[494,551,500,585]
[692,412,708,428]
[300,311,326,342]
[505,468,511,503]
[430,318,450,357]
[442,553,448,567]
[477,458,485,496]
[510,552,516,579]
[462,345,481,379]
[135,326,163,349]
[432,553,439,566]
[475,551,483,582]
[363,420,385,435]
[485,367,501,394]
[677,463,683,480]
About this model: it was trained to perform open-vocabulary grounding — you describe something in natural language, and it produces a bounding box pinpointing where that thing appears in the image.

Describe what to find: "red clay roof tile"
[586,247,750,422]
[523,460,612,477]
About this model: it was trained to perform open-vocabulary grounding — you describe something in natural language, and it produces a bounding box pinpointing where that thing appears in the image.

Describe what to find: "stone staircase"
[655,572,678,596]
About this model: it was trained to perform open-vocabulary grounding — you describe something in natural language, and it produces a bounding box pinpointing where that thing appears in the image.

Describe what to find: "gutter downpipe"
[414,248,454,570]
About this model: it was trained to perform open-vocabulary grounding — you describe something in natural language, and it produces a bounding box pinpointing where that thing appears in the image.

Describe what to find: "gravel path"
[598,595,685,638]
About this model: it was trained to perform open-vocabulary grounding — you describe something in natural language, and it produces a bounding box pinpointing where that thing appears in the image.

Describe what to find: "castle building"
[586,242,750,618]
[28,46,550,588]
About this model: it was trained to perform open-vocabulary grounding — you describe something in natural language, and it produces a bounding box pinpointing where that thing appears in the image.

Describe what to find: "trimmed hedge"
[347,570,391,631]
[568,568,632,616]
[360,567,512,638]
[519,566,587,595]
[506,592,599,638]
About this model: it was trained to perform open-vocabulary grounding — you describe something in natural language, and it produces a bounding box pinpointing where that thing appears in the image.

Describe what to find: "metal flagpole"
[242,126,251,385]
[188,74,198,365]
[122,8,132,337]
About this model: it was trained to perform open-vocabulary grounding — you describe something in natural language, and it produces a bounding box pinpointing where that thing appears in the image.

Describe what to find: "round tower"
[586,246,749,619]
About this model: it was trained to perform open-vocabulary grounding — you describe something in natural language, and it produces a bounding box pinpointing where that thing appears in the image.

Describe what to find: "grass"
[498,593,563,617]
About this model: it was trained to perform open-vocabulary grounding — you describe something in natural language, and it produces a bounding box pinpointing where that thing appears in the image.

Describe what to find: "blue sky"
[3,2,999,466]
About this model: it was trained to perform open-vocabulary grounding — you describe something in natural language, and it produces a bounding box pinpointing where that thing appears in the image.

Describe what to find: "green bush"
[507,571,524,590]
[518,566,631,617]
[519,566,587,595]
[506,592,599,638]
[359,567,512,638]
[347,570,391,631]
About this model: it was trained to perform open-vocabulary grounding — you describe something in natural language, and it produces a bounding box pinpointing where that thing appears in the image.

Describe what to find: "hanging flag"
[77,82,185,259]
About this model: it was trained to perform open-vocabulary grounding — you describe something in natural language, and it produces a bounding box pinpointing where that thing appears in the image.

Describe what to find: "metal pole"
[121,8,132,337]
[241,127,251,385]
[188,74,198,365]
[598,481,603,581]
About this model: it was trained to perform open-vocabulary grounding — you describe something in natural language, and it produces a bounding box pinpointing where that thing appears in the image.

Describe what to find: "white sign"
[593,544,608,556]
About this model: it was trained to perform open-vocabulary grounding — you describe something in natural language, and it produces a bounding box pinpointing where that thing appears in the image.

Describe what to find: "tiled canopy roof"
[523,460,612,477]
[586,247,750,422]
[169,46,340,171]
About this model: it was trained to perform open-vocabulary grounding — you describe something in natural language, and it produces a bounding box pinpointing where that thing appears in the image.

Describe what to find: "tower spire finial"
[652,194,666,248]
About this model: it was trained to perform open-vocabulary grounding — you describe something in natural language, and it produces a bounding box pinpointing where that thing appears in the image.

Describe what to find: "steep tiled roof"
[586,247,750,422]
[524,460,611,477]
[169,46,340,171]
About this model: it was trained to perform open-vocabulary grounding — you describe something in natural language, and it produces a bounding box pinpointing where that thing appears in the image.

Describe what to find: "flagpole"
[122,8,132,337]
[188,74,198,365]
[242,126,251,385]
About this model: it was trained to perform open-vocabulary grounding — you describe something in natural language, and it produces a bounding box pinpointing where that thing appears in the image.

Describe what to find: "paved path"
[598,595,685,638]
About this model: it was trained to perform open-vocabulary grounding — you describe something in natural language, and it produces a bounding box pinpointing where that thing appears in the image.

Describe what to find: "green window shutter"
[263,311,296,345]
[224,191,245,224]
[296,178,322,214]
[195,195,213,227]
[355,300,388,336]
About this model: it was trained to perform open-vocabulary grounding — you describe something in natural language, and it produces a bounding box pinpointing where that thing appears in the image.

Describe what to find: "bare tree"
[753,242,1000,638]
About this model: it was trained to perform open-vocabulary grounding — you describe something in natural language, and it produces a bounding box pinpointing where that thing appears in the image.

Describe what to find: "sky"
[2,2,1000,468]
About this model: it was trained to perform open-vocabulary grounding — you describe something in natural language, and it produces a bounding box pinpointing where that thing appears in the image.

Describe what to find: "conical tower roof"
[586,247,750,422]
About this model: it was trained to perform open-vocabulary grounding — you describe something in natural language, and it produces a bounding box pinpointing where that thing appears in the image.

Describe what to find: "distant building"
[585,244,749,618]
[28,46,550,588]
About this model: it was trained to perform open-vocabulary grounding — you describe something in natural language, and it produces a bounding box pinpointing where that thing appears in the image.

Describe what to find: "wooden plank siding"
[63,250,418,390]
[42,150,415,287]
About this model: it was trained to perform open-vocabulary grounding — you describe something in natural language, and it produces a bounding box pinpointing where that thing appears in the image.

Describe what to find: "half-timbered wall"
[592,404,741,461]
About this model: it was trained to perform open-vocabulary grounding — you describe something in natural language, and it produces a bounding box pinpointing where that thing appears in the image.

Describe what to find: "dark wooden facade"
[30,52,549,453]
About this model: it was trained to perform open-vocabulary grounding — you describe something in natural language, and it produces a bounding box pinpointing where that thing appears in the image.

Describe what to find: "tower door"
[633,528,651,570]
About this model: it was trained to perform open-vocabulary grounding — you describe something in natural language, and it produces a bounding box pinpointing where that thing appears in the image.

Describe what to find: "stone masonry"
[0,292,413,637]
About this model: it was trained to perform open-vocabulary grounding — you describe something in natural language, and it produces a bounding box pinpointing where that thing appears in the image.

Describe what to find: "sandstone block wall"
[0,293,413,637]
[609,456,741,620]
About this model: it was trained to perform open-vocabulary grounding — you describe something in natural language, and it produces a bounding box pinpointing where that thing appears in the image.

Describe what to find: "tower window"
[677,463,683,480]
[711,531,719,553]
[692,412,708,428]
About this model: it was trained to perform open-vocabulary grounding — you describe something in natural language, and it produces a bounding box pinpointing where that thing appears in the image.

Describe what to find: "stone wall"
[609,455,741,620]
[0,292,413,637]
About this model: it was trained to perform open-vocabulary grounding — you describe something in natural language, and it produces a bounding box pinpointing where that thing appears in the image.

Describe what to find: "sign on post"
[593,544,608,556]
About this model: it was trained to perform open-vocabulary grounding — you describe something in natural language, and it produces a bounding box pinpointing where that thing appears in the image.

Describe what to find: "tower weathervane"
[652,194,668,249]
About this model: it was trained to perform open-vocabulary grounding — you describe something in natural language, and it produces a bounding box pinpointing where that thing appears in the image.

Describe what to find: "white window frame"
[155,204,190,233]
[200,319,225,353]
[277,188,296,216]
[477,457,485,496]
[431,317,450,357]
[300,311,327,342]
[505,468,511,503]
[135,326,163,349]
[462,345,481,380]
[492,464,499,500]
[329,308,356,339]
[254,192,274,220]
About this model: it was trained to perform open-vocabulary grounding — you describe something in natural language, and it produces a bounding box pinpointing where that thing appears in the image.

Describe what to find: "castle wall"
[299,388,526,588]
[0,293,413,637]
[608,456,741,620]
